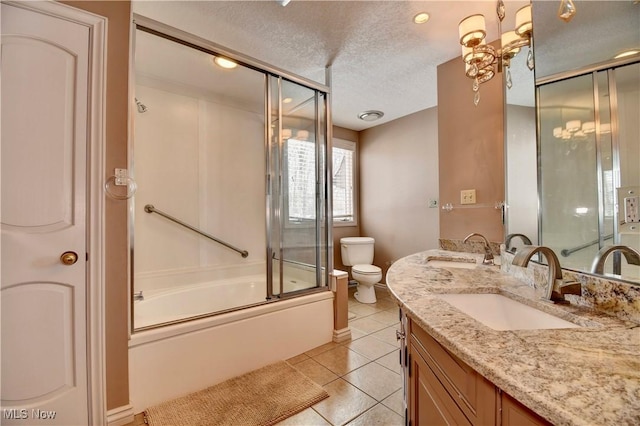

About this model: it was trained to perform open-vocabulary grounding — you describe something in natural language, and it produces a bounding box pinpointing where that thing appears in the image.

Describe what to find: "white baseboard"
[107,404,135,426]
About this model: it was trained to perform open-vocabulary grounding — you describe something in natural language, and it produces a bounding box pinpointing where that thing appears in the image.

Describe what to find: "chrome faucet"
[591,245,640,275]
[463,232,494,265]
[133,290,144,301]
[505,233,533,254]
[512,245,581,304]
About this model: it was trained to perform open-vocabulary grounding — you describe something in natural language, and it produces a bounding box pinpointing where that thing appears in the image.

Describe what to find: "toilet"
[340,237,382,304]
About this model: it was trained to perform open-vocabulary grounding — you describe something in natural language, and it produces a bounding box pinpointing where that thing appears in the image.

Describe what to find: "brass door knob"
[60,251,78,265]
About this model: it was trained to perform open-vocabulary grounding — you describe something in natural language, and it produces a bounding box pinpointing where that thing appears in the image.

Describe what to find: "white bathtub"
[129,287,334,413]
[134,275,268,328]
[134,264,318,329]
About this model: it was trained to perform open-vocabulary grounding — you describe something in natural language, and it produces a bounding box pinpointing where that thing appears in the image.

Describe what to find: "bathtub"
[129,287,334,412]
[134,275,273,329]
[134,262,320,329]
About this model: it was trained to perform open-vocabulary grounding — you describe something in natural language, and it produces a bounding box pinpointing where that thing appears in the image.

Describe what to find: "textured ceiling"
[132,0,638,131]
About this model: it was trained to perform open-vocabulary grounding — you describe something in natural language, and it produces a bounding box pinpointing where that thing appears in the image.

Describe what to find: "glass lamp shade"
[501,30,522,57]
[553,127,563,138]
[459,14,486,47]
[296,130,309,140]
[600,123,611,134]
[515,5,533,37]
[582,122,595,134]
[566,120,581,132]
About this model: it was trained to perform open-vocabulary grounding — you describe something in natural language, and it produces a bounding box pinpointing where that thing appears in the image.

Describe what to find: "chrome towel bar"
[144,204,249,258]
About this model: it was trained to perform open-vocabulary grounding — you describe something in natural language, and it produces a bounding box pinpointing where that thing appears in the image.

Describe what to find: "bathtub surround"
[128,291,333,412]
[144,360,328,426]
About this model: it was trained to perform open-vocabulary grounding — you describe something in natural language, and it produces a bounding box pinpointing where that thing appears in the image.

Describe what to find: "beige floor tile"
[375,351,402,374]
[345,403,404,426]
[294,358,339,386]
[312,346,371,376]
[305,341,341,357]
[349,316,388,334]
[372,298,398,311]
[371,325,401,347]
[275,407,332,425]
[346,327,368,341]
[343,362,402,402]
[347,303,380,318]
[382,389,405,416]
[287,353,310,365]
[312,379,377,426]
[343,335,397,360]
[367,310,400,326]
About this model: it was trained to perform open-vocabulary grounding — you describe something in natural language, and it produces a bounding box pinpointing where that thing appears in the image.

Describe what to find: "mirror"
[504,0,538,247]
[508,0,640,283]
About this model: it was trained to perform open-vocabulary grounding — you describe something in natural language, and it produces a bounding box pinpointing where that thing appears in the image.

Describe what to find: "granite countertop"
[386,249,640,426]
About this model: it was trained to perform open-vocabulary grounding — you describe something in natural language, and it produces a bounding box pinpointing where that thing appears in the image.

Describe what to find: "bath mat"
[144,360,329,426]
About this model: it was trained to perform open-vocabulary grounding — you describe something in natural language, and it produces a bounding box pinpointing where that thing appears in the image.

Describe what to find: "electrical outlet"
[624,196,640,223]
[428,199,438,208]
[460,189,476,205]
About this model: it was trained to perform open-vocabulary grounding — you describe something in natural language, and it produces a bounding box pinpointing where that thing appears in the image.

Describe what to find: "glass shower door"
[538,62,640,278]
[539,74,601,271]
[268,76,328,298]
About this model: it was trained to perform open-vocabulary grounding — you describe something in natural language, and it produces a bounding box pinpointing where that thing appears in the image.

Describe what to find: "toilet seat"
[352,264,381,275]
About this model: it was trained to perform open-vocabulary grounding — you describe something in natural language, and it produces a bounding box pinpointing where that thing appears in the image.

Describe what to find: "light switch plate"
[460,189,476,205]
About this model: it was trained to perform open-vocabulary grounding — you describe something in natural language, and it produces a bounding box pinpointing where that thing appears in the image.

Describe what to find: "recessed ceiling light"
[358,110,384,122]
[213,56,238,69]
[283,97,293,104]
[614,49,640,59]
[413,12,430,24]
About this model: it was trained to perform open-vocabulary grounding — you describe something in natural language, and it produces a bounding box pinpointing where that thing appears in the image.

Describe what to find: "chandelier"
[458,2,533,105]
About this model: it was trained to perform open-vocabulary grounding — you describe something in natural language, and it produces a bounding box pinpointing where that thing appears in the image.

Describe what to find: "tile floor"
[127,286,404,426]
[277,286,404,426]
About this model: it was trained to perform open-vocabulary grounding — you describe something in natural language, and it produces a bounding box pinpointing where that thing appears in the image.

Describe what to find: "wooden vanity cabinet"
[407,319,551,426]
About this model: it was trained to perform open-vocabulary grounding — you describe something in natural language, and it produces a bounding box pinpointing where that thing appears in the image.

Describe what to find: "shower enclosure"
[538,61,640,280]
[131,20,331,330]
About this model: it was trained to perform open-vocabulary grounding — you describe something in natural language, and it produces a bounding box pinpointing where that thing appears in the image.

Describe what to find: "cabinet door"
[410,320,496,425]
[409,343,472,426]
[501,392,552,426]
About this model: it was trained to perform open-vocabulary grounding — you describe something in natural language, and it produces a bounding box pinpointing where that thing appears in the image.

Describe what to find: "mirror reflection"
[523,1,640,283]
[504,0,537,247]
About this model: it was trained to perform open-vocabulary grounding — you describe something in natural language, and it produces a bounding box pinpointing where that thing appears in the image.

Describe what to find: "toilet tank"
[340,237,375,266]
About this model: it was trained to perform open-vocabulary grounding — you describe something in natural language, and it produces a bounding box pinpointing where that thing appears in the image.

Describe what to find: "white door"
[1,2,98,424]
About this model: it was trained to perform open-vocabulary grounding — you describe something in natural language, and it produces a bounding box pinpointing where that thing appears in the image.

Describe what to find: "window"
[332,138,356,225]
[284,137,357,226]
[286,138,317,222]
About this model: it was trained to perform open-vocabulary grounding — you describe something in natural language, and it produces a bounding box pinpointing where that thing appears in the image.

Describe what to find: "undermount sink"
[426,259,478,269]
[425,256,500,269]
[437,293,581,331]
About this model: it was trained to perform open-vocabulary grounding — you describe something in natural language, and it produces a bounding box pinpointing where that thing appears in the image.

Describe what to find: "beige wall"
[332,126,360,273]
[437,54,505,243]
[60,0,132,411]
[358,108,440,282]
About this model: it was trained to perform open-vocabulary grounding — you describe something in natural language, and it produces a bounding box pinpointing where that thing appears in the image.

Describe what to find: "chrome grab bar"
[144,204,249,258]
[560,234,613,257]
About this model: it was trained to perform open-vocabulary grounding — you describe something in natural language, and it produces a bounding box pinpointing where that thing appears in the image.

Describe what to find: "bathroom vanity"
[387,250,640,426]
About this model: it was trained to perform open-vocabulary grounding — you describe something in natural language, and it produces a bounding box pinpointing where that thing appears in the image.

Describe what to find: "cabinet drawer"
[410,320,495,424]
